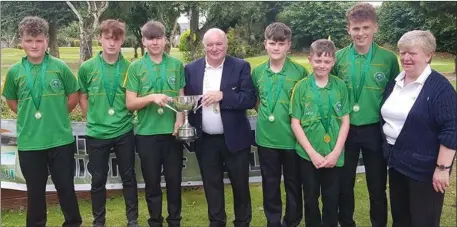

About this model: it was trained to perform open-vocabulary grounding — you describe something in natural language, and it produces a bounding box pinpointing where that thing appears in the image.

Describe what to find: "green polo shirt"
[252,58,308,149]
[78,52,133,139]
[331,42,400,126]
[123,53,185,135]
[1,53,79,151]
[289,75,350,167]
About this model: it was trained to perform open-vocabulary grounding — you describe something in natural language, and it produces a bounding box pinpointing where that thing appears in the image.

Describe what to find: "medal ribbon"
[144,53,167,93]
[310,74,334,134]
[265,66,285,117]
[24,54,49,111]
[99,53,120,108]
[349,43,374,105]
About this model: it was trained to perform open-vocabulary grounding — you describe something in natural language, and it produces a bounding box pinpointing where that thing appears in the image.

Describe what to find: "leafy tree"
[279,2,354,50]
[1,1,76,57]
[408,1,456,73]
[376,2,426,48]
[66,1,109,63]
[377,1,456,73]
[181,1,291,60]
[103,1,182,58]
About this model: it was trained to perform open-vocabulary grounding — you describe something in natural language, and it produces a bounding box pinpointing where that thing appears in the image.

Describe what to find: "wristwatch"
[436,164,451,171]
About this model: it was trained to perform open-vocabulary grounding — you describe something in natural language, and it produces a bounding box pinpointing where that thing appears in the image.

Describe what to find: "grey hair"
[202,28,228,45]
[398,30,436,55]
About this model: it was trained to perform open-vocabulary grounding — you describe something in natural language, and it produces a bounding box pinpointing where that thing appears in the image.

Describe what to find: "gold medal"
[35,111,42,119]
[108,108,115,116]
[353,104,360,112]
[324,134,331,143]
[268,115,275,122]
[158,108,164,115]
[213,104,220,113]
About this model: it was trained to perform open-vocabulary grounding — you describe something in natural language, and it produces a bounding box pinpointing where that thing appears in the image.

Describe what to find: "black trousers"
[258,146,302,227]
[18,142,82,227]
[301,159,340,227]
[389,168,445,227]
[338,123,387,227]
[136,134,183,227]
[86,130,138,225]
[195,133,252,227]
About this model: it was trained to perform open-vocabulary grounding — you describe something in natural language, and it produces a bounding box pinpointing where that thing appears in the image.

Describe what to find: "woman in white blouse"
[380,30,456,227]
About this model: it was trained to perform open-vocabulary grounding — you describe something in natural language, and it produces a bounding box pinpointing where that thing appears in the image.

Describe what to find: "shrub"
[16,44,23,49]
[227,28,249,59]
[72,40,80,47]
[178,30,196,52]
[182,44,205,63]
[122,35,137,48]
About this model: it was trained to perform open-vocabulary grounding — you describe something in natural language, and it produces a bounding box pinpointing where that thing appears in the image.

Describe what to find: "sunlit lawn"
[2,169,455,226]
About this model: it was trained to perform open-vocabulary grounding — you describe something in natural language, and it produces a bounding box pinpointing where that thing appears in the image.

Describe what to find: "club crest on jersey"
[168,76,176,85]
[50,79,62,89]
[335,102,342,111]
[374,72,385,81]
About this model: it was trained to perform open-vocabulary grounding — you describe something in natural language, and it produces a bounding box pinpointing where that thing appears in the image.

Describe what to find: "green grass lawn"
[2,170,456,226]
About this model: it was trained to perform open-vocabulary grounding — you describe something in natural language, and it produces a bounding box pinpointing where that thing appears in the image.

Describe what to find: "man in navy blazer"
[184,28,257,227]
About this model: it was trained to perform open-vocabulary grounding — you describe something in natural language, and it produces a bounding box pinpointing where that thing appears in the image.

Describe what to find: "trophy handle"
[192,95,204,113]
[163,104,178,113]
[193,103,203,113]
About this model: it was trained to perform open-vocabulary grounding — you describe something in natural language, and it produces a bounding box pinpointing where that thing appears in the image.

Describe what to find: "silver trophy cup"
[164,95,202,142]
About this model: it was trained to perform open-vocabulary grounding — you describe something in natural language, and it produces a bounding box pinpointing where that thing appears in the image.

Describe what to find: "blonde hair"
[398,30,436,55]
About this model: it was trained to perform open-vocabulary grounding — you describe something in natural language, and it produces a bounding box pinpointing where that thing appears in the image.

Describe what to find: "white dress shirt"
[381,64,432,145]
[202,58,225,134]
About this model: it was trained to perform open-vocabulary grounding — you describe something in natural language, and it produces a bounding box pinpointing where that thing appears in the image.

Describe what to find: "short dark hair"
[309,39,336,57]
[18,16,49,37]
[264,22,292,42]
[141,20,166,39]
[346,3,377,24]
[99,19,126,40]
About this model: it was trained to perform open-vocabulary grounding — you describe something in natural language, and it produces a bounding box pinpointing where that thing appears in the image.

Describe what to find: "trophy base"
[176,135,199,142]
[176,126,198,142]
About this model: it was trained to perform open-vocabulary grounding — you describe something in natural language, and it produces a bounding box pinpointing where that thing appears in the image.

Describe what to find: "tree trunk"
[134,44,138,59]
[189,5,200,60]
[66,1,108,64]
[80,28,93,63]
[169,20,179,48]
[48,22,60,58]
[140,46,145,56]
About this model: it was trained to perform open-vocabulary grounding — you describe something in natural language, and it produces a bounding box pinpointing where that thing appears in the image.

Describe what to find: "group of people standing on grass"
[2,2,456,227]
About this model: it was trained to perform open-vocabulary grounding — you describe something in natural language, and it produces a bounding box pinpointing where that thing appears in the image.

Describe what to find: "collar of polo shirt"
[395,64,432,86]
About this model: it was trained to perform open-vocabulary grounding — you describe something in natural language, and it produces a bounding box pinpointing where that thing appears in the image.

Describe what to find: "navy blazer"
[380,70,457,182]
[184,55,257,153]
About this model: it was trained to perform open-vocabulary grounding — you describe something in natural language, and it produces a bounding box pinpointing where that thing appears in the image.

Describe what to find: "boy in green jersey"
[251,22,307,227]
[1,16,82,226]
[331,3,400,227]
[290,39,350,227]
[78,20,139,227]
[123,20,185,227]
